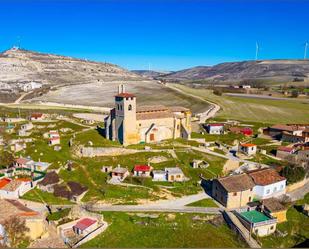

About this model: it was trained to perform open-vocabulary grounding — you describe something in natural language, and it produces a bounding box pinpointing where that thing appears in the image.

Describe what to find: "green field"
[172,84,309,123]
[81,212,246,248]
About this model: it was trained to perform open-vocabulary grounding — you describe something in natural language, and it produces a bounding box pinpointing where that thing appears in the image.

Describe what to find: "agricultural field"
[81,212,246,248]
[171,84,309,123]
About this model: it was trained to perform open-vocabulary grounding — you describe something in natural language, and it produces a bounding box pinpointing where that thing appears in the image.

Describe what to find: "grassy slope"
[82,212,245,248]
[172,84,309,123]
[187,198,218,207]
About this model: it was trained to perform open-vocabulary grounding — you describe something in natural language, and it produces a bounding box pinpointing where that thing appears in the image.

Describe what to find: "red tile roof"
[241,143,256,147]
[248,168,286,186]
[15,158,30,165]
[31,113,43,118]
[277,146,294,153]
[208,123,224,127]
[134,165,152,172]
[74,218,96,231]
[0,178,11,189]
[115,93,135,98]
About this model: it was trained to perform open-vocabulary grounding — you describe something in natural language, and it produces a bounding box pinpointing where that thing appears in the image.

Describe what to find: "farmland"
[170,84,309,123]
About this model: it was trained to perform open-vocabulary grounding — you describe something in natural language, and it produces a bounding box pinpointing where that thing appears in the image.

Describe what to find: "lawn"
[192,132,246,146]
[186,198,218,207]
[81,212,246,248]
[171,84,309,123]
[22,188,73,205]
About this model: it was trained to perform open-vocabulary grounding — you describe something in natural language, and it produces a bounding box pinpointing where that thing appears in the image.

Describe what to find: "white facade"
[207,125,224,135]
[240,145,257,156]
[152,170,166,181]
[0,181,34,199]
[253,180,286,199]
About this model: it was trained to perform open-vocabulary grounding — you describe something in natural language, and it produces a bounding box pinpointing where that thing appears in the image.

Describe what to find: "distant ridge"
[159,60,309,83]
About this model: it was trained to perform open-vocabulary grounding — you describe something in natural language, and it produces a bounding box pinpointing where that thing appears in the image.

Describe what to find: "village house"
[110,166,129,181]
[38,171,60,192]
[152,170,166,181]
[265,124,304,140]
[73,218,98,235]
[276,146,295,160]
[239,143,257,156]
[53,181,88,202]
[262,198,287,223]
[296,149,309,166]
[229,127,253,136]
[237,209,277,237]
[30,113,45,121]
[0,178,34,199]
[165,167,185,182]
[205,123,224,135]
[191,159,209,169]
[105,85,192,146]
[10,142,26,152]
[101,166,113,173]
[248,168,286,199]
[49,136,61,146]
[0,199,47,241]
[212,174,255,209]
[281,132,309,144]
[14,157,34,168]
[133,165,152,177]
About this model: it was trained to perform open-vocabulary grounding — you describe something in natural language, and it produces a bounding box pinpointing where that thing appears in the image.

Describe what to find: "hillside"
[0,47,140,101]
[160,60,309,84]
[132,70,172,79]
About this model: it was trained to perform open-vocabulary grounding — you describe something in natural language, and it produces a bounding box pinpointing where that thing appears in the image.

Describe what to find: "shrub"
[280,165,306,184]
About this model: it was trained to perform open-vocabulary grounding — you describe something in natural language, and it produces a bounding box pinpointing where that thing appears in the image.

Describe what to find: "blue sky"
[0,0,308,70]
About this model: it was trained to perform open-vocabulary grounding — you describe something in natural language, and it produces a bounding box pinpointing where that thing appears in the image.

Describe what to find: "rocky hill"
[0,47,141,101]
[160,60,309,84]
[132,70,172,79]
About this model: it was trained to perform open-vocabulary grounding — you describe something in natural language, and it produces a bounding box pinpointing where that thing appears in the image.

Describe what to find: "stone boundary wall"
[286,177,309,193]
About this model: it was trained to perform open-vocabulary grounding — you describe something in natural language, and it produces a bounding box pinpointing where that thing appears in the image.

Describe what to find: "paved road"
[165,83,221,123]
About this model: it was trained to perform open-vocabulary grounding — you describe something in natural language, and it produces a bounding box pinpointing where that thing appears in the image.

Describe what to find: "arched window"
[128,104,132,111]
[117,104,119,110]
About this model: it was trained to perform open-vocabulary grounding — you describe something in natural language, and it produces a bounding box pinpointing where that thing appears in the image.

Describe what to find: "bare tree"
[3,216,29,248]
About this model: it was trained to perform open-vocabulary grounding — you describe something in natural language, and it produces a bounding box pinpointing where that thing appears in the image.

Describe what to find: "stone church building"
[104,85,192,146]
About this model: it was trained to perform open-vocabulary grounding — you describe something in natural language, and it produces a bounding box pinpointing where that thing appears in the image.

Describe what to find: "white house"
[49,137,61,146]
[165,167,185,182]
[248,168,286,199]
[152,170,166,181]
[0,179,34,199]
[205,123,224,135]
[239,143,257,156]
[72,218,98,235]
[133,165,152,177]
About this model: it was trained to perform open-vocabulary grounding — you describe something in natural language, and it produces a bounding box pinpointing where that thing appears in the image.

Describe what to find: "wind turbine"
[304,41,308,60]
[255,42,259,61]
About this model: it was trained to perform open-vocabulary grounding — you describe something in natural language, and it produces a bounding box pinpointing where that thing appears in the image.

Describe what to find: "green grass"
[187,198,218,207]
[21,188,73,205]
[47,208,71,221]
[172,84,309,123]
[192,132,246,146]
[74,129,121,147]
[81,212,246,248]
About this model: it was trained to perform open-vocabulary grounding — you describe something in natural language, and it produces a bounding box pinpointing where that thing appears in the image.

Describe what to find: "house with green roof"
[236,210,277,237]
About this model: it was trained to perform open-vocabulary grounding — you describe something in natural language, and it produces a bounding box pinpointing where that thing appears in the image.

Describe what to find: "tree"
[213,89,222,96]
[0,151,14,169]
[291,90,299,98]
[281,165,306,184]
[3,216,29,248]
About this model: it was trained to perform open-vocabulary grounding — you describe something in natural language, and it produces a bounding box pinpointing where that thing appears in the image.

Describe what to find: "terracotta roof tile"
[217,174,255,192]
[248,168,286,186]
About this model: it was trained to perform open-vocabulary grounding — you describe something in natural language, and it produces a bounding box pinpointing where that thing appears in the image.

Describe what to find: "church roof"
[137,111,174,120]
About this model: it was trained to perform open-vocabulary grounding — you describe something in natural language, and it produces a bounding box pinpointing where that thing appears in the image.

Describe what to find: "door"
[150,133,155,141]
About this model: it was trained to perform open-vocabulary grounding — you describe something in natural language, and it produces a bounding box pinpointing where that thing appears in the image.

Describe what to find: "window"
[233,192,237,196]
[266,189,270,194]
[249,196,252,202]
[128,104,132,111]
[274,187,277,192]
[120,105,122,110]
[270,226,274,230]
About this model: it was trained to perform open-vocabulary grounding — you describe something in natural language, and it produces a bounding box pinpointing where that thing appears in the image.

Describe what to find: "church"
[104,85,192,146]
